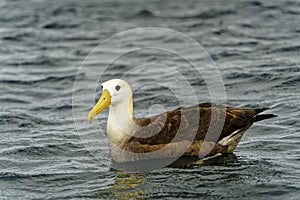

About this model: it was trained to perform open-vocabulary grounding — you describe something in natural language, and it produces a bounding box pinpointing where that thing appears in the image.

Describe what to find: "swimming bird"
[88,79,276,164]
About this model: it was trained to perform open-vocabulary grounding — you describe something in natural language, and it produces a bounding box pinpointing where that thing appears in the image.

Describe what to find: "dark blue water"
[1,0,300,199]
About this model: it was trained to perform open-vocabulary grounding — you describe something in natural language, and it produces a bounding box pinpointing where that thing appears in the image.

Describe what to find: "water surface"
[0,0,300,199]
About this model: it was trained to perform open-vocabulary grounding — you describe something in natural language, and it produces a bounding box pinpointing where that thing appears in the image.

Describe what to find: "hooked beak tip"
[88,111,95,123]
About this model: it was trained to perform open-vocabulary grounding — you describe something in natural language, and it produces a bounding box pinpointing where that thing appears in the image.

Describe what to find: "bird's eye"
[115,85,121,91]
[101,85,103,89]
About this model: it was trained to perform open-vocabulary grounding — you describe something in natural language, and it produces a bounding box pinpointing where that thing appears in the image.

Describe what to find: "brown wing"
[128,102,268,146]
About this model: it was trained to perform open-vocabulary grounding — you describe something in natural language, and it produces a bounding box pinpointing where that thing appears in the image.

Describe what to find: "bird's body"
[88,79,276,164]
[124,103,271,154]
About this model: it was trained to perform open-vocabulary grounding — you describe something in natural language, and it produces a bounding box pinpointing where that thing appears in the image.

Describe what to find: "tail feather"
[254,107,269,115]
[253,114,277,122]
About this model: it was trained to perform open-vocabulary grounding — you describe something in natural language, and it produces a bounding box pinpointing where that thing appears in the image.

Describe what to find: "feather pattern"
[122,102,276,156]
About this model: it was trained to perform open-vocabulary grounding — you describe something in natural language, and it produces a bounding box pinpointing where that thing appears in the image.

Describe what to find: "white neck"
[107,95,134,146]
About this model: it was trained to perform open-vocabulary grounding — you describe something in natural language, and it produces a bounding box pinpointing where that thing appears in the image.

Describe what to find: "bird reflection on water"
[107,154,239,199]
[108,171,147,199]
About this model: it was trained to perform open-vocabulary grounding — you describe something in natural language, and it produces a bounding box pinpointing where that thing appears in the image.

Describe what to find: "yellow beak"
[88,89,111,123]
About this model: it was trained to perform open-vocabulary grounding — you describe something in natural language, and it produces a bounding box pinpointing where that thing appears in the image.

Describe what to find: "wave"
[42,22,79,29]
[134,9,155,18]
[0,112,62,127]
[281,76,300,86]
[52,7,77,15]
[177,9,236,19]
[0,172,33,181]
[1,32,35,41]
[5,57,60,67]
[2,142,86,157]
[268,45,300,53]
[0,97,30,104]
[0,73,85,85]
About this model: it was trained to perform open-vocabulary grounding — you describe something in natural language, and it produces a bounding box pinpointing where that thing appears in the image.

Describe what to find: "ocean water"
[1,0,300,199]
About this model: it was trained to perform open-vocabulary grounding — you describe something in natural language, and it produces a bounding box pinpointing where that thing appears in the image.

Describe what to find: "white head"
[88,79,133,123]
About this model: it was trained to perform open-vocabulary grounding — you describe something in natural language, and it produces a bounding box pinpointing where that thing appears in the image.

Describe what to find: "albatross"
[88,79,276,164]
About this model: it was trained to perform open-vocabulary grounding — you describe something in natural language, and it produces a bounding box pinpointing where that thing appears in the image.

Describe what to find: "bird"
[88,79,276,165]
